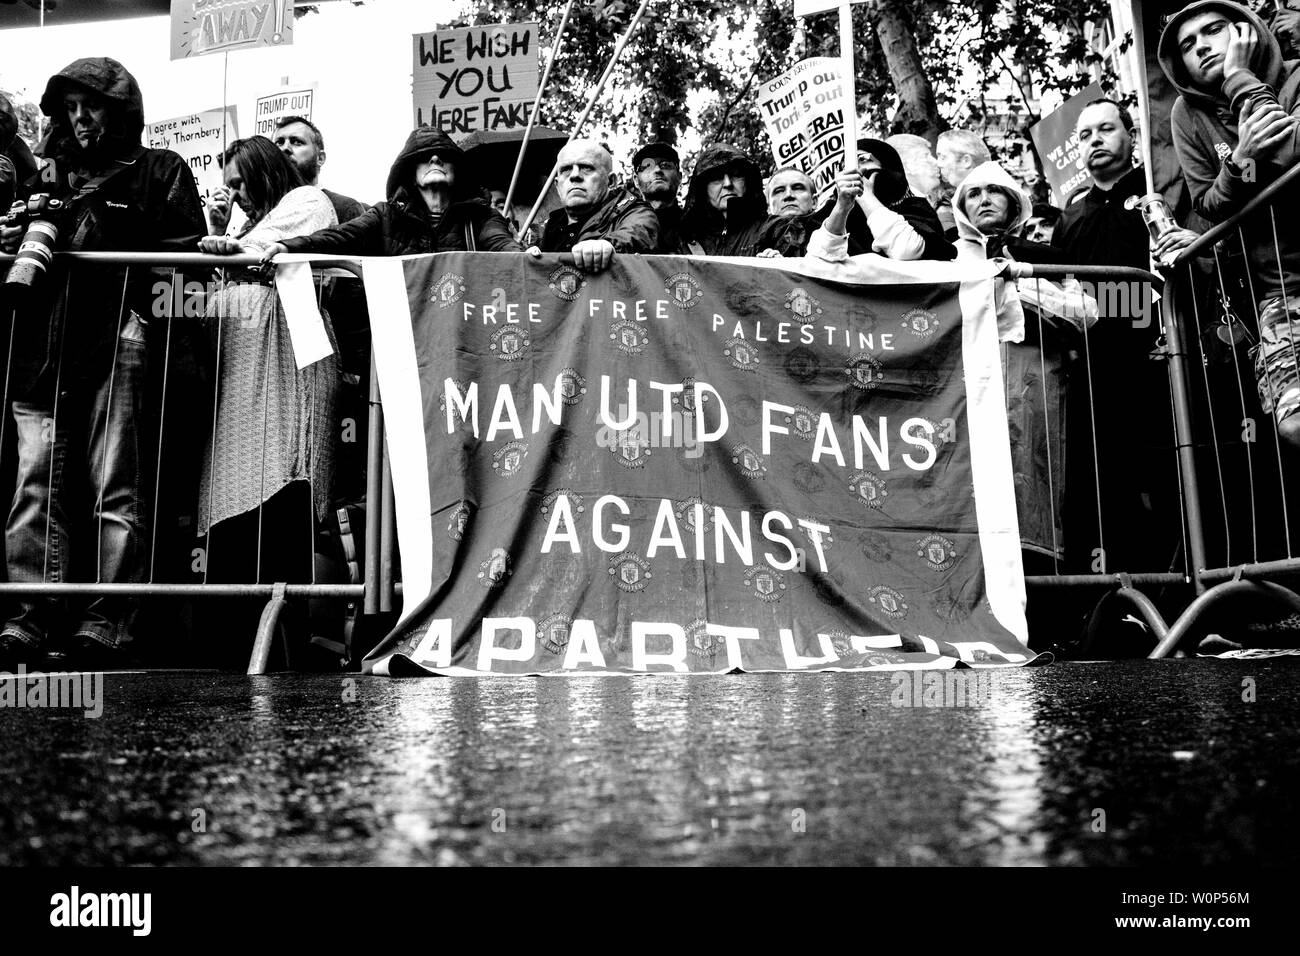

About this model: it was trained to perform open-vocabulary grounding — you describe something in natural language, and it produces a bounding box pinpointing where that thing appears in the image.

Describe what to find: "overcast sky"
[0,0,468,203]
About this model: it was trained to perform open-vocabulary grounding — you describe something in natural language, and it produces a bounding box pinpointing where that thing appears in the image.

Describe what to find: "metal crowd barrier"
[1146,161,1300,657]
[3,236,1295,668]
[0,252,398,674]
[999,261,1193,654]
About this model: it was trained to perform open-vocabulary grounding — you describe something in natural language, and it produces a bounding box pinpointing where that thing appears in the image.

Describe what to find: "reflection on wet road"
[2,662,1296,864]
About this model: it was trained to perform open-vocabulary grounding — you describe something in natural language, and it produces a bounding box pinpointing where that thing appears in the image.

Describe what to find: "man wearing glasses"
[632,142,687,253]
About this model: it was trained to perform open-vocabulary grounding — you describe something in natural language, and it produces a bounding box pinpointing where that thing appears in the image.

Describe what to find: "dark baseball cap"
[632,142,680,167]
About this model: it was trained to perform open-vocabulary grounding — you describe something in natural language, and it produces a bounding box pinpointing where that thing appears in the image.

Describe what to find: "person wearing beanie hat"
[632,141,687,253]
[1158,0,1300,446]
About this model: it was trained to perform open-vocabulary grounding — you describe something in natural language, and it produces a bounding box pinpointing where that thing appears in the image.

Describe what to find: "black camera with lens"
[2,193,66,298]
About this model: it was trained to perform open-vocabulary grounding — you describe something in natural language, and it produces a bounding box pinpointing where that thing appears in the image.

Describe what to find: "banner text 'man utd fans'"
[360,252,1032,675]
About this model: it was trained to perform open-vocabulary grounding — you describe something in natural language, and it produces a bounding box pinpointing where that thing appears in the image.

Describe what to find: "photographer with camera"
[0,57,205,670]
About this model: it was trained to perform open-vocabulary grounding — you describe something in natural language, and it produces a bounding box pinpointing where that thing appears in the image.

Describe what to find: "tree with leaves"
[451,0,1119,179]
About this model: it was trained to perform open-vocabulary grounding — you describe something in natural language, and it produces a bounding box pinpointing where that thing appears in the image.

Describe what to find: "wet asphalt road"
[1,661,1297,866]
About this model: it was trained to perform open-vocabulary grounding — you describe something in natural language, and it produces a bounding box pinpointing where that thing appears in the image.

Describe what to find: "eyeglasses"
[637,160,678,173]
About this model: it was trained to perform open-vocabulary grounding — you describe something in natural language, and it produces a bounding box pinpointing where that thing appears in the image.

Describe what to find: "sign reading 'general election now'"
[361,253,1032,675]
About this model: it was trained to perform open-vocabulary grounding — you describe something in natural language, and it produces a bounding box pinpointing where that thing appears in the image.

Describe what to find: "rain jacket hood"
[681,143,767,243]
[952,160,1032,257]
[1157,0,1286,111]
[1158,0,1300,300]
[37,57,144,163]
[385,127,474,206]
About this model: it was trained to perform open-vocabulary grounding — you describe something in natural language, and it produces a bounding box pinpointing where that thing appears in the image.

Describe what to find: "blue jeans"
[5,312,151,649]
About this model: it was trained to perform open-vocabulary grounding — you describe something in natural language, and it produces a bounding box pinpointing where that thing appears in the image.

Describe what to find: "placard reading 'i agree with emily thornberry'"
[146,106,239,211]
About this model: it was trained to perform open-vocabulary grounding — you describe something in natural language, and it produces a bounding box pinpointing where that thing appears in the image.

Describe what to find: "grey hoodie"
[1158,0,1300,299]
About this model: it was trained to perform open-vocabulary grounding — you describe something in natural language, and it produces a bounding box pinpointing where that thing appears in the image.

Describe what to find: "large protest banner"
[756,57,853,205]
[146,106,239,212]
[411,22,540,134]
[253,85,316,137]
[359,252,1032,676]
[1029,81,1103,206]
[170,0,294,60]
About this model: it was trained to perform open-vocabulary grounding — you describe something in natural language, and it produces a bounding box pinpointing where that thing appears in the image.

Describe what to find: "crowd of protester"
[0,0,1297,668]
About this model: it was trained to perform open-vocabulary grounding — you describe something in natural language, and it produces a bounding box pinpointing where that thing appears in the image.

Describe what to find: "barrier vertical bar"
[363,349,383,616]
[1162,276,1210,593]
[379,439,396,614]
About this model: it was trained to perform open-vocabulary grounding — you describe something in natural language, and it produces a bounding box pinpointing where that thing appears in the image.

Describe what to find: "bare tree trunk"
[866,0,943,143]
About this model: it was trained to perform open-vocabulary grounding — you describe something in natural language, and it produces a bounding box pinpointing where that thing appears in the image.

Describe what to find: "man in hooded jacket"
[268,127,519,259]
[679,143,771,257]
[1159,0,1300,446]
[0,57,206,668]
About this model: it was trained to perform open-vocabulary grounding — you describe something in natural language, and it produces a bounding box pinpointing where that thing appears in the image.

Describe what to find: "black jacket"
[1051,166,1150,271]
[539,183,659,254]
[651,200,688,254]
[10,58,205,395]
[281,127,519,256]
[680,144,769,256]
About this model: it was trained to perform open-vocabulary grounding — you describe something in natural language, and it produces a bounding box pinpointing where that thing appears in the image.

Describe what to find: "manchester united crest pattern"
[609,318,649,355]
[489,325,530,360]
[610,427,651,468]
[784,286,824,323]
[867,584,909,619]
[608,551,652,592]
[540,489,585,517]
[798,518,835,553]
[792,461,825,494]
[556,368,588,406]
[744,563,786,602]
[492,440,529,478]
[848,470,888,508]
[724,336,760,371]
[447,501,475,541]
[675,497,714,534]
[429,272,466,307]
[916,533,958,571]
[672,377,707,415]
[785,404,817,441]
[538,613,573,655]
[731,443,766,478]
[666,272,704,308]
[477,547,513,587]
[784,346,820,383]
[548,264,585,300]
[900,307,939,338]
[844,352,884,390]
[825,630,854,658]
[860,531,893,563]
[686,618,721,666]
